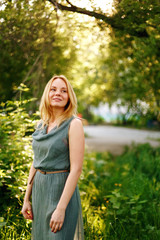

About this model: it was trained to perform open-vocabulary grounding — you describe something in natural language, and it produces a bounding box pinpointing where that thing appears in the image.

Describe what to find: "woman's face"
[49,78,69,109]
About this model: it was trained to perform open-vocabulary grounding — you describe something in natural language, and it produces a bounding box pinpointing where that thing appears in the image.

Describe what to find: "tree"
[1,0,159,120]
[47,0,160,118]
[48,0,159,38]
[0,0,78,103]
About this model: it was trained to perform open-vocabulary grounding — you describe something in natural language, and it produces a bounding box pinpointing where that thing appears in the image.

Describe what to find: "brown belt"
[29,169,69,184]
[37,169,69,175]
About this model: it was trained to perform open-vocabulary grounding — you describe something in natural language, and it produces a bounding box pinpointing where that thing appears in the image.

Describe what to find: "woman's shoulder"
[68,117,84,140]
[69,116,83,130]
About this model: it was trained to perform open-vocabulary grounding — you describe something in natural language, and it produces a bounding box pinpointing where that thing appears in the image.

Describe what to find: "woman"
[21,75,85,240]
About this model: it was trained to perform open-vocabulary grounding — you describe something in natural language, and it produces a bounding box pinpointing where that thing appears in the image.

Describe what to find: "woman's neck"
[50,108,64,123]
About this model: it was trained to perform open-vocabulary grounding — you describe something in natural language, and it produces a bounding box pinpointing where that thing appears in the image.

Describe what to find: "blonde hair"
[39,75,77,128]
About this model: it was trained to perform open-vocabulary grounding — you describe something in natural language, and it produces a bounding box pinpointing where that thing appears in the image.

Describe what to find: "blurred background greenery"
[0,0,160,239]
[0,0,160,128]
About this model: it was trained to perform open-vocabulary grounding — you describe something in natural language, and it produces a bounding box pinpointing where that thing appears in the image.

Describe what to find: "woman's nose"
[55,91,60,95]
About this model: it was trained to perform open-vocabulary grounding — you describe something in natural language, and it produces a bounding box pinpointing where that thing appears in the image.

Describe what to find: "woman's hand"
[21,201,33,220]
[49,208,65,233]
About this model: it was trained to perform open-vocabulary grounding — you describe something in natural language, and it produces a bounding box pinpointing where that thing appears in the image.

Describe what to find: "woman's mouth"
[53,98,62,101]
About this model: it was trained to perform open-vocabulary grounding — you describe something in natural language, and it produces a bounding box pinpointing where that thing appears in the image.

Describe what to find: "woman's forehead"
[51,78,67,88]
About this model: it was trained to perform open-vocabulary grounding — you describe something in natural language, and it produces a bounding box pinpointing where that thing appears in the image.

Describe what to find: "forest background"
[0,0,160,239]
[1,0,160,125]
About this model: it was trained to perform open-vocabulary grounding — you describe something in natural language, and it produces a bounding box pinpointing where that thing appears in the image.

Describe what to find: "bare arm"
[21,163,37,220]
[50,118,84,233]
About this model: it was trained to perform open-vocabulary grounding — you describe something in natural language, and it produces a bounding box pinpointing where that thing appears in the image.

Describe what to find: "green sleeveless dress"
[31,116,84,240]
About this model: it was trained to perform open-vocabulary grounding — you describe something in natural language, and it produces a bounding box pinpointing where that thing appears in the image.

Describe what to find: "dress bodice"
[32,116,74,171]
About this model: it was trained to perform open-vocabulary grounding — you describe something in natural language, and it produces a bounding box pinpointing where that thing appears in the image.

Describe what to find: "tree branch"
[48,0,113,25]
[66,0,76,8]
[47,0,149,37]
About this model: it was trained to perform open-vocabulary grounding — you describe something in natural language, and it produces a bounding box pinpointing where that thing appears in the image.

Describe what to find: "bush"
[80,144,160,240]
[0,98,37,239]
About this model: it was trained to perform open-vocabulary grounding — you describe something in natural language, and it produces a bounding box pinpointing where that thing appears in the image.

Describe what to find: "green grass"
[80,143,160,239]
[147,137,160,142]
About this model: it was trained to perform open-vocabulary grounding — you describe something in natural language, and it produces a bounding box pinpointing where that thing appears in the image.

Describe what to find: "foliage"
[1,0,159,122]
[0,94,37,239]
[80,144,160,239]
[47,0,160,121]
[93,0,160,120]
[0,0,78,103]
[102,29,160,119]
[114,112,160,130]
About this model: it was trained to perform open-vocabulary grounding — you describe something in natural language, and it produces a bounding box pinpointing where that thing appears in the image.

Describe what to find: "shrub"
[80,144,160,240]
[0,97,37,239]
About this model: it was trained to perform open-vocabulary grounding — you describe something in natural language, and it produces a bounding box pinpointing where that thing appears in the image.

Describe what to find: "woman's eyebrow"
[50,86,67,89]
[61,87,67,89]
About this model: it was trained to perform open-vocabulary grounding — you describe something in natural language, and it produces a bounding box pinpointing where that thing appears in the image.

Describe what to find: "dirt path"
[84,125,160,155]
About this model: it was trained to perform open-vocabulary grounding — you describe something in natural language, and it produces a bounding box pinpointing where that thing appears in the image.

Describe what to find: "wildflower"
[101,206,107,210]
[115,183,122,187]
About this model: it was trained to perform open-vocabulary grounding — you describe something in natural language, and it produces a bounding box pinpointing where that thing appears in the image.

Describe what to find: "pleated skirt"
[31,171,84,240]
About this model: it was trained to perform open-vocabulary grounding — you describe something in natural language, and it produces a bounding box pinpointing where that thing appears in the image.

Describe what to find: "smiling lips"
[52,98,62,101]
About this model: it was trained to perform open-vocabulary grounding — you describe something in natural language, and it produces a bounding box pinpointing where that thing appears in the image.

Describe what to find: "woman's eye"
[50,88,67,93]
